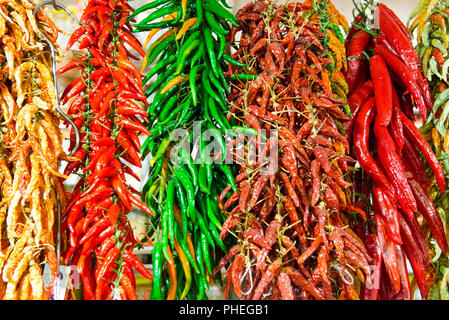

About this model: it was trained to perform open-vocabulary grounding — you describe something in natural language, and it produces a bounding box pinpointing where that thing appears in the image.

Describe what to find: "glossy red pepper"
[374,43,429,121]
[374,121,417,218]
[401,111,446,192]
[370,55,393,127]
[353,97,396,200]
[347,30,371,95]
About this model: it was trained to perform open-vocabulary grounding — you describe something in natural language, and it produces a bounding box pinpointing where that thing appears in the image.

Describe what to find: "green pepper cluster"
[131,0,239,300]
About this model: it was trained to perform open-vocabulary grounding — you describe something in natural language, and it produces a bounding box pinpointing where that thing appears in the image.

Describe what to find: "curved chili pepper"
[401,111,446,192]
[374,121,417,217]
[347,30,370,94]
[353,97,396,200]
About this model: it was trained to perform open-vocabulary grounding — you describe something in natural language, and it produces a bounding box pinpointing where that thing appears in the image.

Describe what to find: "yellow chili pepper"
[432,128,442,154]
[164,245,177,300]
[160,74,189,94]
[174,239,192,300]
[176,17,198,40]
[181,0,188,21]
[174,205,196,260]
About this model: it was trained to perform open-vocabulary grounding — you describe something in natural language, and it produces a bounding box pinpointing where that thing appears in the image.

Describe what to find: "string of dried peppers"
[57,0,154,300]
[0,0,68,300]
[345,0,448,300]
[214,0,372,300]
[409,0,449,300]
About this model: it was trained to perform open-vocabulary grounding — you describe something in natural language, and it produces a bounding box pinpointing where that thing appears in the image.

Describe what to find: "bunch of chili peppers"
[57,0,153,300]
[345,0,448,300]
[214,0,372,300]
[409,0,449,300]
[132,0,238,300]
[0,0,67,300]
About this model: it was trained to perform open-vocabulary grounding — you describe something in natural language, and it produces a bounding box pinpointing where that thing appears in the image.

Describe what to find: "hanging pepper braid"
[215,0,370,300]
[57,0,153,300]
[0,0,69,300]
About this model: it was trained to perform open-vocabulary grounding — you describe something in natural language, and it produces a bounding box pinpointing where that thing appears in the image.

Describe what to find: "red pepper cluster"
[215,0,368,300]
[346,3,448,300]
[57,0,153,300]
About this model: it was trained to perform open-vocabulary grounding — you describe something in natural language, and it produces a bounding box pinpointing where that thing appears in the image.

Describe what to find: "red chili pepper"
[374,211,401,294]
[127,192,153,216]
[118,29,145,57]
[111,176,132,210]
[79,217,111,245]
[66,26,88,50]
[360,234,382,300]
[346,81,373,138]
[401,111,446,192]
[117,58,142,86]
[61,78,86,104]
[374,121,417,217]
[397,211,429,299]
[370,55,393,127]
[374,43,429,121]
[376,3,433,109]
[347,30,371,95]
[373,185,401,245]
[402,136,427,190]
[123,250,153,280]
[353,97,396,200]
[56,60,84,75]
[403,162,448,253]
[116,115,151,136]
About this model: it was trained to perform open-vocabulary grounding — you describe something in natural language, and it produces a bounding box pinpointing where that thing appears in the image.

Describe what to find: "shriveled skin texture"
[0,0,68,300]
[215,0,370,300]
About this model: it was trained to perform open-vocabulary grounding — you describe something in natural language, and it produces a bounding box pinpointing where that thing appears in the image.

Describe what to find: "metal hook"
[33,1,81,157]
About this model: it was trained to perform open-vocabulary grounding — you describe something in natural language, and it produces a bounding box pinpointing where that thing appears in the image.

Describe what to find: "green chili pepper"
[176,226,200,273]
[196,212,215,248]
[143,55,176,86]
[206,195,222,230]
[145,63,177,97]
[127,0,170,21]
[193,0,203,29]
[158,94,180,121]
[219,164,236,192]
[190,64,206,106]
[203,25,221,78]
[223,52,247,67]
[150,242,163,300]
[208,97,231,131]
[201,68,226,109]
[200,232,213,274]
[174,164,196,220]
[198,164,210,194]
[151,135,171,167]
[179,147,199,189]
[176,31,202,74]
[205,11,228,35]
[138,2,178,26]
[190,41,205,69]
[173,176,188,243]
[203,0,238,27]
[229,73,258,80]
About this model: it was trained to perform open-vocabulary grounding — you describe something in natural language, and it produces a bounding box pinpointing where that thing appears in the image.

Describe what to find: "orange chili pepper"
[164,245,177,300]
[160,74,189,94]
[176,17,198,40]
